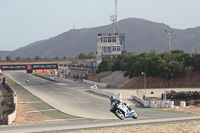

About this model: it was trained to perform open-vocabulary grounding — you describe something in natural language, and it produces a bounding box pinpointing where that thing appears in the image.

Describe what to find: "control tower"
[96,0,125,64]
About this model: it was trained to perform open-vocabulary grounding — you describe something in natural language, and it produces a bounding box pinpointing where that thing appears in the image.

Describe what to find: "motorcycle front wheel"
[131,111,138,119]
[115,109,125,120]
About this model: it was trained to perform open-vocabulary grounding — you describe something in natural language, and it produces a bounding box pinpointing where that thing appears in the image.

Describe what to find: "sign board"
[27,64,32,70]
[1,65,27,70]
[32,64,58,69]
[1,64,58,70]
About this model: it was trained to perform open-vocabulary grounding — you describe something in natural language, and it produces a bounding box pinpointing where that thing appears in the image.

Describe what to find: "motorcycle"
[110,101,138,120]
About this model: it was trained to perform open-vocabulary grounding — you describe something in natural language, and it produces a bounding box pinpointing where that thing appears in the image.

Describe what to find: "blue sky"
[0,0,199,51]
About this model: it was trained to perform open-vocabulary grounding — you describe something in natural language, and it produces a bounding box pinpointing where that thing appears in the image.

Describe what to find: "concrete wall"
[83,79,110,88]
[133,95,145,106]
[89,85,120,98]
[34,73,62,82]
[5,83,17,125]
[100,71,134,88]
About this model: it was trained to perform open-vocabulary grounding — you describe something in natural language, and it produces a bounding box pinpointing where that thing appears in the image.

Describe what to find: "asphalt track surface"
[2,71,200,133]
[4,71,115,119]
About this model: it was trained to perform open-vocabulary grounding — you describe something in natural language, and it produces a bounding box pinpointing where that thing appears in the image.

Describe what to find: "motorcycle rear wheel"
[115,109,125,120]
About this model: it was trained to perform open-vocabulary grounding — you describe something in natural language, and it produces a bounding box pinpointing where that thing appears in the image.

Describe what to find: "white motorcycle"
[110,100,138,120]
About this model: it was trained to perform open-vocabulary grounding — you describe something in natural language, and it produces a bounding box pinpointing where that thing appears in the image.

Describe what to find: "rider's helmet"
[110,96,116,102]
[116,98,122,104]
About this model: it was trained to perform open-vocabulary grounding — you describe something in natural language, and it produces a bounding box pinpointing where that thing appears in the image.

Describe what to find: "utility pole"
[142,72,146,100]
[165,30,173,60]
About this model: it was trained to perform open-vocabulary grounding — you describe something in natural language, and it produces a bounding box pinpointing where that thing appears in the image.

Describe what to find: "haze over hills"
[1,18,200,59]
[0,51,10,59]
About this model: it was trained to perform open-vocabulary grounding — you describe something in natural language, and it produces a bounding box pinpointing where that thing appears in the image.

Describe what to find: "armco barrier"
[83,79,110,88]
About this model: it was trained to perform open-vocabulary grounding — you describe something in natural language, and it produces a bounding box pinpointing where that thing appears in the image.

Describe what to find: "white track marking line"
[25,109,57,113]
[44,118,86,122]
[18,101,42,104]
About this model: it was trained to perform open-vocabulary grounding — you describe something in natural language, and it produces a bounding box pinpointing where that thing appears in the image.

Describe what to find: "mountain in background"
[0,51,10,59]
[2,18,200,58]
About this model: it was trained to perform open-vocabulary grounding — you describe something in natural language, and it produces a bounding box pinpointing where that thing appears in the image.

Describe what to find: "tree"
[55,56,59,61]
[87,52,96,59]
[26,57,31,61]
[35,55,41,61]
[127,51,139,55]
[190,53,200,71]
[63,56,67,60]
[16,56,21,61]
[6,56,11,61]
[78,53,87,59]
[96,59,112,74]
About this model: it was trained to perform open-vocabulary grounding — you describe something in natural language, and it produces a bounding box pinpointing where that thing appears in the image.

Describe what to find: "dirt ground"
[56,120,200,133]
[11,90,59,125]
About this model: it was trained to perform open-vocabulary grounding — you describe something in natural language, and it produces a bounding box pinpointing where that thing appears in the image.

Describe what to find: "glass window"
[100,38,103,43]
[112,46,116,51]
[112,37,116,42]
[117,46,121,51]
[103,47,107,53]
[103,37,107,42]
[108,47,111,53]
[108,37,111,42]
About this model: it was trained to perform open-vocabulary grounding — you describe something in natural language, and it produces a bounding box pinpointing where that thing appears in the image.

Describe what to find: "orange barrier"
[35,69,52,74]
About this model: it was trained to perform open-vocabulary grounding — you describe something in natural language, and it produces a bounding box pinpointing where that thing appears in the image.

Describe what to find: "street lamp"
[141,72,146,100]
[165,30,173,60]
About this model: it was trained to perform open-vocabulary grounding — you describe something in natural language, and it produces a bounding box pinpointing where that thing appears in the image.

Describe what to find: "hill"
[2,18,200,58]
[0,51,10,59]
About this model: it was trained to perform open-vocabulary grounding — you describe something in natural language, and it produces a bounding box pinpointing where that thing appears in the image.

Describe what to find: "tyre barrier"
[166,90,200,100]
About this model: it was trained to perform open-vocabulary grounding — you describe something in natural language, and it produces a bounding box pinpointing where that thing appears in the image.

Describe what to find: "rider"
[110,96,132,112]
[110,96,117,112]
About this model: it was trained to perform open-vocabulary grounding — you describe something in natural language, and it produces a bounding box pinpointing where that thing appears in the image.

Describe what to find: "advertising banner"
[1,65,27,70]
[32,64,58,70]
[1,64,58,70]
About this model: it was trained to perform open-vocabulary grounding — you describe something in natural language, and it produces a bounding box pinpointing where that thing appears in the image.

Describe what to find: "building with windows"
[96,33,125,64]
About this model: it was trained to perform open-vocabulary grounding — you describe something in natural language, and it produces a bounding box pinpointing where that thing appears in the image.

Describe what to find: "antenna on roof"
[110,0,118,34]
